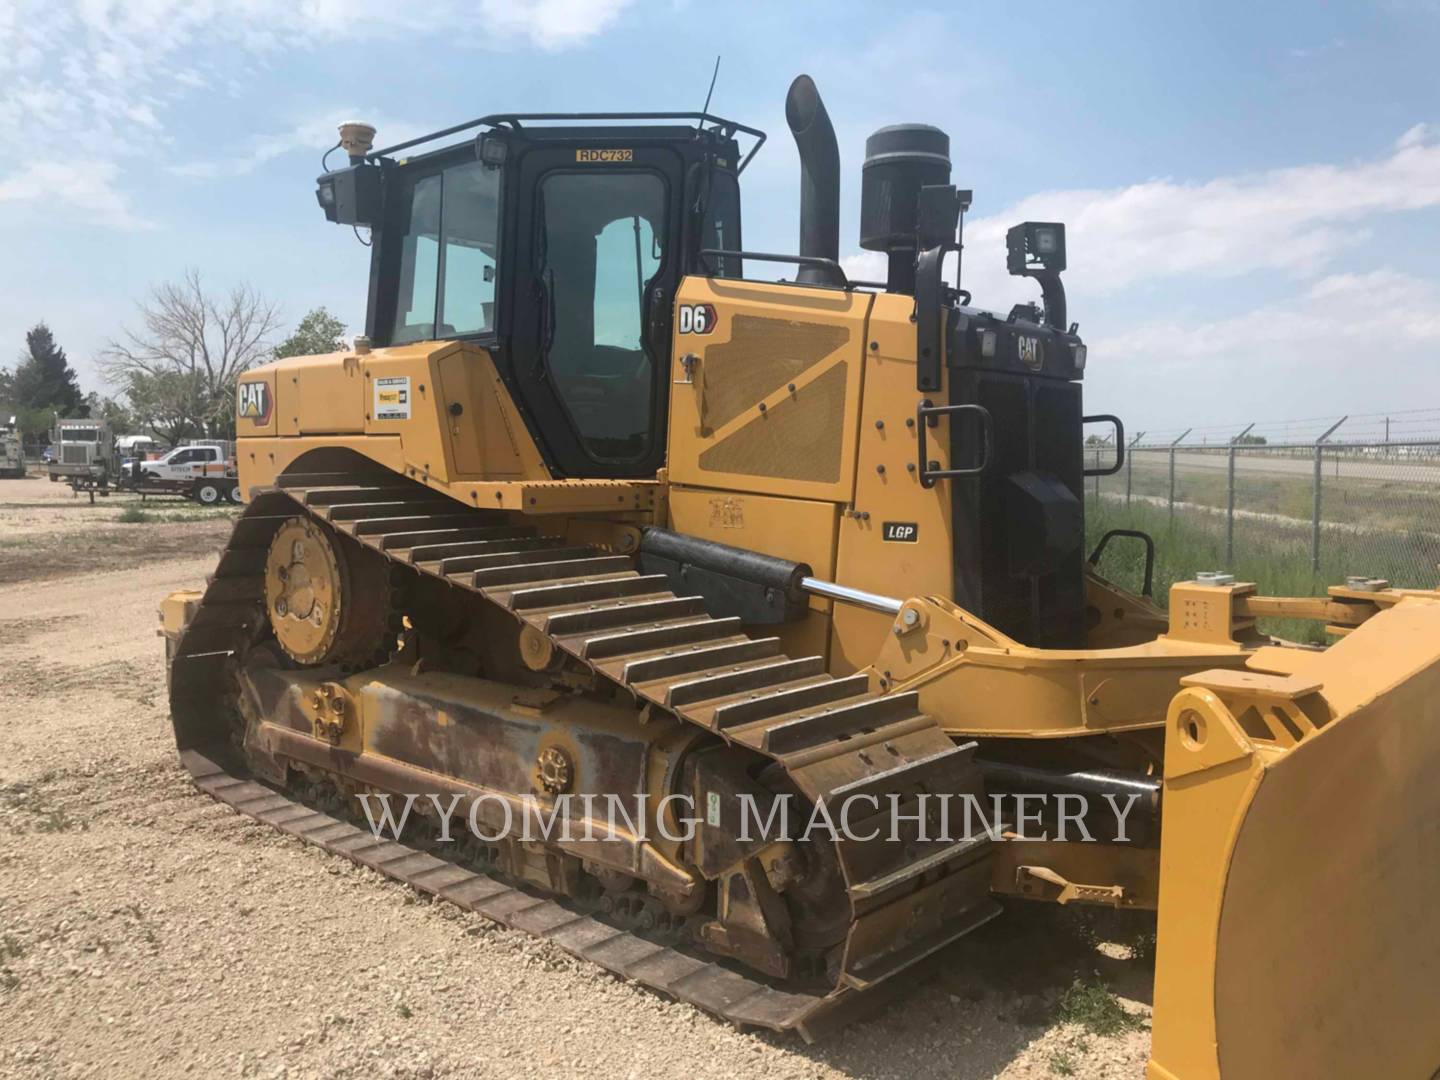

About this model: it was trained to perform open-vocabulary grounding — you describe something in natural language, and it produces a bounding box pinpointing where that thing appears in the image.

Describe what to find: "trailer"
[120,443,241,503]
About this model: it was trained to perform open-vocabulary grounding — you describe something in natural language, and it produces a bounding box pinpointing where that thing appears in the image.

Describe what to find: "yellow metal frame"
[226,278,1440,1077]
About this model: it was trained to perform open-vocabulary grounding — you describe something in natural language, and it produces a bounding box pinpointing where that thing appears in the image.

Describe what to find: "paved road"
[1117,450,1440,485]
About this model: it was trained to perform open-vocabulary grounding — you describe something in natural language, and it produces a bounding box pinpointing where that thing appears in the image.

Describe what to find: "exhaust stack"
[784,75,842,285]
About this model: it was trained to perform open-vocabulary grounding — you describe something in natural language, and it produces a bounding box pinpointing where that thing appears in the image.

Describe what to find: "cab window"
[702,170,742,278]
[390,160,501,344]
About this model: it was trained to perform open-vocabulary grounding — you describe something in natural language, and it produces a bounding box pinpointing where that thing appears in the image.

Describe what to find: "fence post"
[1167,429,1191,525]
[1225,424,1252,568]
[1312,416,1347,572]
[1125,430,1144,508]
[1168,449,1176,523]
[1227,446,1237,566]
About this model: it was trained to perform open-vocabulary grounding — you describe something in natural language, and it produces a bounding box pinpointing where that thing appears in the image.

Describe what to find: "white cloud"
[0,160,151,230]
[844,123,1440,311]
[1070,267,1440,433]
[478,0,632,50]
[0,0,634,226]
[1097,268,1440,363]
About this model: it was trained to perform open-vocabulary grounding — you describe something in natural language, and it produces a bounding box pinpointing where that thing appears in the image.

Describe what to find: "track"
[167,470,1000,1039]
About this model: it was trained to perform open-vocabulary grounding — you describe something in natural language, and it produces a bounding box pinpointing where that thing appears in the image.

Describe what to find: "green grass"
[1103,452,1440,534]
[1056,975,1141,1037]
[114,502,238,525]
[1087,496,1439,643]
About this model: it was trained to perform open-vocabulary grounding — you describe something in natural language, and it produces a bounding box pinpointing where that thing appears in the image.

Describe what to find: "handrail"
[697,249,849,287]
[370,112,768,173]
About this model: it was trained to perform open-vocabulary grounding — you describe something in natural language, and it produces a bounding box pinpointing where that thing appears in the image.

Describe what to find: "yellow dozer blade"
[1149,595,1440,1079]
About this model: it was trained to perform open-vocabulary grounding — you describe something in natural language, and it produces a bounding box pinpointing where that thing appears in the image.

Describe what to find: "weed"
[396,1002,413,1019]
[1049,1051,1076,1076]
[116,506,151,524]
[35,806,81,833]
[0,934,23,960]
[1130,929,1158,966]
[1057,975,1140,1037]
[0,968,18,991]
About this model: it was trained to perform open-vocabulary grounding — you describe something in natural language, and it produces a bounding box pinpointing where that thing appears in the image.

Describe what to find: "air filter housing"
[859,124,951,292]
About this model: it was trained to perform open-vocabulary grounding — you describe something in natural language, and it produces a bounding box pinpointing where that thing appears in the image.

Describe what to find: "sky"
[2,0,1438,443]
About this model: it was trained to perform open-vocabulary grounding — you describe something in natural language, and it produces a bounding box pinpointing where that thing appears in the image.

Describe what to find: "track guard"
[1148,597,1440,1079]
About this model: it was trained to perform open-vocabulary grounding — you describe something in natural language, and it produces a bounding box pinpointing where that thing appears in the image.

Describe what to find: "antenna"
[696,56,721,133]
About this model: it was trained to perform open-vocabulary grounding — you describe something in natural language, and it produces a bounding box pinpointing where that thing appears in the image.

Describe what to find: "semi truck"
[0,416,24,478]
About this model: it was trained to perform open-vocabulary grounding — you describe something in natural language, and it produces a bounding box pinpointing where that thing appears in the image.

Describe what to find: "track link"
[167,471,1000,1038]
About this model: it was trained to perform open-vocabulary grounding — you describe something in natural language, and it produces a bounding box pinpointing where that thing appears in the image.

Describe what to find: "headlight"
[1071,343,1087,372]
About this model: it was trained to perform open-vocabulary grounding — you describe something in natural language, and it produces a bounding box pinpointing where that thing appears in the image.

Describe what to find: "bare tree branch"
[100,268,281,436]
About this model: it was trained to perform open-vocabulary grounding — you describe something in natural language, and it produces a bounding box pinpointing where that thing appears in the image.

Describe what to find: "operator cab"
[316,114,758,480]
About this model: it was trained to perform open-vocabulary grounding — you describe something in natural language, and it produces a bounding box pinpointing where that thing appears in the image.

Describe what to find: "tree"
[0,366,14,408]
[14,323,84,414]
[100,269,281,438]
[84,392,134,436]
[121,370,206,446]
[275,307,348,358]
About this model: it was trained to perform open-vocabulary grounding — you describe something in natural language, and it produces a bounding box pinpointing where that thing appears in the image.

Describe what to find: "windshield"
[59,428,100,442]
[389,159,501,344]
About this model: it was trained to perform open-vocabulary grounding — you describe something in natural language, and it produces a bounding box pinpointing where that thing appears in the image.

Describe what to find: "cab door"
[505,143,685,478]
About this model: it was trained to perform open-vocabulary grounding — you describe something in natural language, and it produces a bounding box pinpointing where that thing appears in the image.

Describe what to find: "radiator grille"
[699,362,848,483]
[701,316,849,432]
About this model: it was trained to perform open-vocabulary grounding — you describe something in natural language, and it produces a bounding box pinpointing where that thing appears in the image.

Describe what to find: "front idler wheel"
[264,516,390,667]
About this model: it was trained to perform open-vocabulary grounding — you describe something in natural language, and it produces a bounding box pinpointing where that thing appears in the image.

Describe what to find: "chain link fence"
[1086,439,1440,590]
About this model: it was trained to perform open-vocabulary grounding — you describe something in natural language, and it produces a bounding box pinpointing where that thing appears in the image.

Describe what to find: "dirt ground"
[0,474,1154,1078]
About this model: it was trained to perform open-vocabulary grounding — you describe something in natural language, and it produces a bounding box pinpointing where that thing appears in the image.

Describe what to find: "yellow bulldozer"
[162,75,1440,1077]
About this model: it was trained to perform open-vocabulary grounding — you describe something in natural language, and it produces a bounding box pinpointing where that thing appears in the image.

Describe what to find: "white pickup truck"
[126,443,241,503]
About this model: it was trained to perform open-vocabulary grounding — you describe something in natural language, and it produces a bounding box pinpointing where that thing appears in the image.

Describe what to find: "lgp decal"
[882,522,918,543]
[678,303,717,335]
[237,381,272,424]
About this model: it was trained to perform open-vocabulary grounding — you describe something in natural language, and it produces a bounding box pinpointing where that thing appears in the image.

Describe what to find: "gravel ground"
[0,475,1154,1078]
